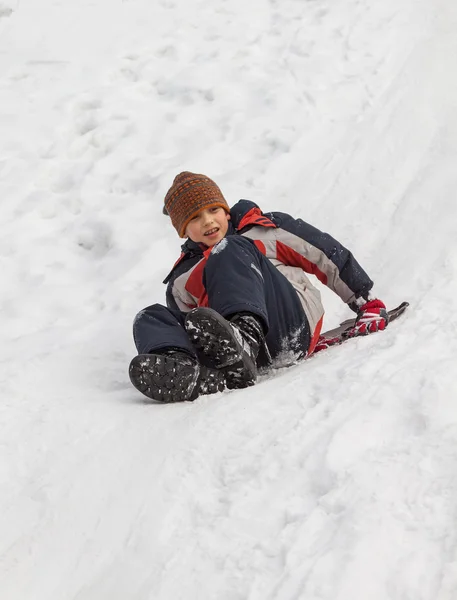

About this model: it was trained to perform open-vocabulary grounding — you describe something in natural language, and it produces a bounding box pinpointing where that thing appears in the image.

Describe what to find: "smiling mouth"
[204,228,219,236]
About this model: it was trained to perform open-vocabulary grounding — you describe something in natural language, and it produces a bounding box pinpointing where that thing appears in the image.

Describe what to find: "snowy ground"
[1,0,457,598]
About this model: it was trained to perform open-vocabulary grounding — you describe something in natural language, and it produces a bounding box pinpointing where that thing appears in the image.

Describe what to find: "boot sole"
[185,308,257,389]
[129,354,199,403]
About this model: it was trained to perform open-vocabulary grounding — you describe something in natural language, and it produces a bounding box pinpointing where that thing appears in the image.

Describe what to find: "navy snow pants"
[133,236,311,368]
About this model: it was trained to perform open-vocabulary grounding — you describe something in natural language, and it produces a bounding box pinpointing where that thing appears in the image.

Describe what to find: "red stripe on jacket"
[276,240,328,285]
[307,316,324,356]
[184,259,209,307]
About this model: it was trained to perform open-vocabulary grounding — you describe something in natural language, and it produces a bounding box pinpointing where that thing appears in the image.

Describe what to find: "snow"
[211,238,228,255]
[1,0,457,598]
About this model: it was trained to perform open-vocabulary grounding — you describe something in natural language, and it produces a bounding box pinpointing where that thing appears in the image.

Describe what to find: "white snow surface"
[1,0,457,598]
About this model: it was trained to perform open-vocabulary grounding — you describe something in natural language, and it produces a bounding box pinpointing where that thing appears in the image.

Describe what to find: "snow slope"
[1,0,457,598]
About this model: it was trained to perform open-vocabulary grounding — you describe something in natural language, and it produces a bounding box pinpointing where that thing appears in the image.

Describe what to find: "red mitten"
[344,299,389,338]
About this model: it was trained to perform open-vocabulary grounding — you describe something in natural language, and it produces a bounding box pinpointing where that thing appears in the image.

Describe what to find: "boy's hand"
[344,299,389,338]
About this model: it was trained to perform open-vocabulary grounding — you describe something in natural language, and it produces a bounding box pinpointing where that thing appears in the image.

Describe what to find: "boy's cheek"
[184,222,199,241]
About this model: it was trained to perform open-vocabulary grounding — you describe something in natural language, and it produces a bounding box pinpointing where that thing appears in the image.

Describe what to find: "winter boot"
[129,349,225,403]
[184,308,265,390]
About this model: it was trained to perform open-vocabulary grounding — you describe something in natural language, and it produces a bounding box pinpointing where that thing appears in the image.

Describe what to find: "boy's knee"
[133,303,163,327]
[207,235,256,261]
[133,309,146,332]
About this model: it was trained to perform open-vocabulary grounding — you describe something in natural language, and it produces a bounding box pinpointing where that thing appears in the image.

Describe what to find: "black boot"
[184,308,265,390]
[129,349,225,403]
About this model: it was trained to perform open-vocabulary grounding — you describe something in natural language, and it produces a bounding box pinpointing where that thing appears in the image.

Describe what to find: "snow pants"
[133,236,312,368]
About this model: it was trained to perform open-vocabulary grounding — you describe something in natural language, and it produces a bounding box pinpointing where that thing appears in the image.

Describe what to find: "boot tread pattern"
[129,354,198,403]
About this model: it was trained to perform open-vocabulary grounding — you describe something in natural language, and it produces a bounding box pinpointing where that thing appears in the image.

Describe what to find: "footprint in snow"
[77,220,113,258]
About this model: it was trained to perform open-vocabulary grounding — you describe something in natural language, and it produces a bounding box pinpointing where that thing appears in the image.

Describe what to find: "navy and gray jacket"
[163,200,374,352]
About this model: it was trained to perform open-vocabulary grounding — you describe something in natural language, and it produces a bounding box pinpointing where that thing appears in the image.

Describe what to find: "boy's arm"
[166,273,198,312]
[164,250,202,313]
[166,281,186,312]
[264,211,375,311]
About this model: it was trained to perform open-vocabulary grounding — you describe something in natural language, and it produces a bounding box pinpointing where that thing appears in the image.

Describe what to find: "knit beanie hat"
[164,171,230,237]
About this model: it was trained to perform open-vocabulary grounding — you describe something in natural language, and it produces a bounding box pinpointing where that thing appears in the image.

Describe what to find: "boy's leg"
[133,303,195,356]
[130,303,224,402]
[185,237,311,389]
[203,236,311,365]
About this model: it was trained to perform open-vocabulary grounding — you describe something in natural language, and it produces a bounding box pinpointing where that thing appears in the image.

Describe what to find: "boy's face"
[185,207,231,247]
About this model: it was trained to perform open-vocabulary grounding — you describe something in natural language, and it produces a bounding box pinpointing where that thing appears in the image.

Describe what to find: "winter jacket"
[163,200,374,336]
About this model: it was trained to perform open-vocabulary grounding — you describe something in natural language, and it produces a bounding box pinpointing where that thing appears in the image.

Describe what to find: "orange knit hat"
[164,172,230,237]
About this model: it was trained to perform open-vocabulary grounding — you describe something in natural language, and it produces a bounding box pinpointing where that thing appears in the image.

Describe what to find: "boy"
[129,172,388,402]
